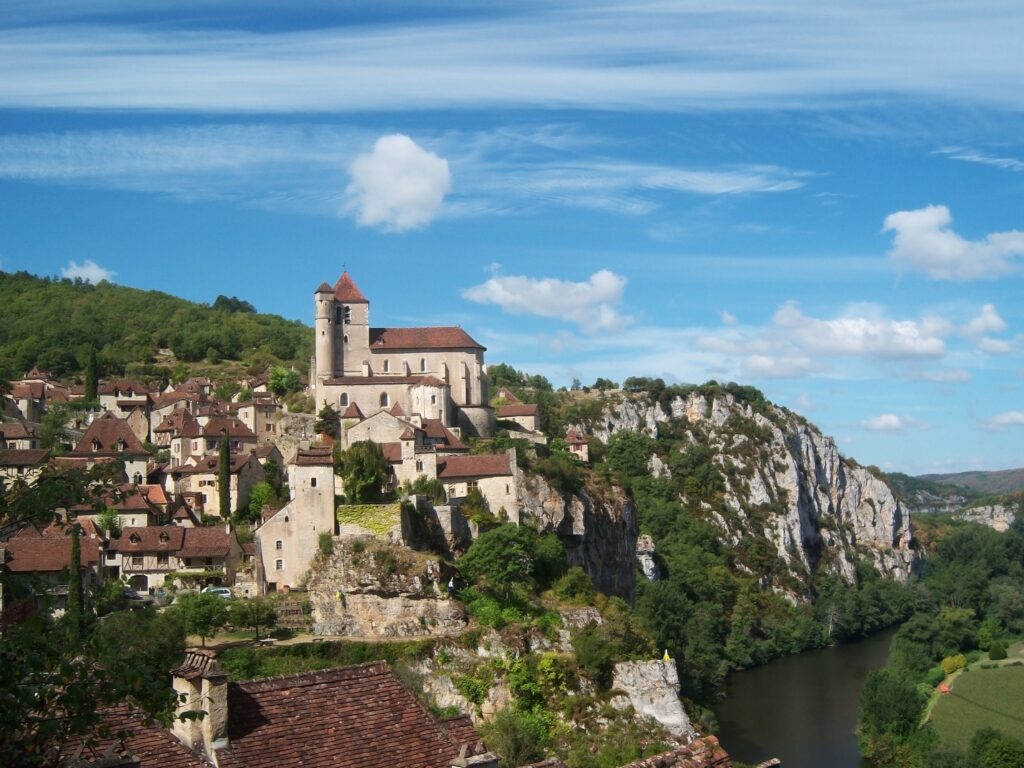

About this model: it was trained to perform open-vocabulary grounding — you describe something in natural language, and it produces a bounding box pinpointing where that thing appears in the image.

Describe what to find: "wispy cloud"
[61,259,114,283]
[1,3,1023,112]
[935,147,1024,173]
[983,411,1024,430]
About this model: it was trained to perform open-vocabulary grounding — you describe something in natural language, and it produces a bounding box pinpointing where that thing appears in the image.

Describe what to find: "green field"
[929,663,1024,749]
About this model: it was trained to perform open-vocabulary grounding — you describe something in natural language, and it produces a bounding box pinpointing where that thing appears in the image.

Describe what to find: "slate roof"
[2,534,100,573]
[0,448,50,467]
[71,413,150,457]
[437,454,512,479]
[369,327,485,351]
[216,662,474,768]
[332,272,368,303]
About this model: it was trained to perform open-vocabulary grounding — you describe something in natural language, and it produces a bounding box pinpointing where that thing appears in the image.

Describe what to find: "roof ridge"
[237,659,390,693]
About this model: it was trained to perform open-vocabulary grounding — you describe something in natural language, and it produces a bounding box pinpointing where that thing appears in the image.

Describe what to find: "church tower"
[332,272,370,377]
[313,282,335,408]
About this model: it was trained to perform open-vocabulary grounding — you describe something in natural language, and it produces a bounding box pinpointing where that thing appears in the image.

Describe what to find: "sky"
[1,1,1022,475]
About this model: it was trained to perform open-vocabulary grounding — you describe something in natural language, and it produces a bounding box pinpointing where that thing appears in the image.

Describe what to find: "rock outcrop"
[610,660,697,742]
[956,504,1017,532]
[307,539,467,638]
[588,391,918,587]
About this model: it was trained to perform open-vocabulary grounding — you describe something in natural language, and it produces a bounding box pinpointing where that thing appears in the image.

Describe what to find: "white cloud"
[978,337,1013,354]
[962,303,1007,337]
[910,368,971,383]
[986,411,1024,429]
[345,134,451,232]
[861,413,908,432]
[883,205,1024,280]
[741,354,817,379]
[61,259,114,283]
[462,269,631,333]
[936,147,1024,173]
[719,310,738,326]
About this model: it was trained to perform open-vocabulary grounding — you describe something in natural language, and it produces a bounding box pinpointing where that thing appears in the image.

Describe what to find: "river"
[714,629,896,768]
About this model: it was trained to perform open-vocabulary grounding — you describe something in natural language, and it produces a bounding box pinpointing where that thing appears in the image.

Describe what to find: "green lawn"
[929,664,1024,749]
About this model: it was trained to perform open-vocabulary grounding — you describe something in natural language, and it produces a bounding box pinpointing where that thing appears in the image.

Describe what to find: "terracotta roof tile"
[97,379,149,397]
[11,382,45,399]
[566,430,587,444]
[110,526,185,553]
[174,453,254,476]
[340,403,365,419]
[218,662,471,768]
[180,527,234,558]
[295,447,334,467]
[438,454,511,479]
[202,416,256,440]
[71,413,150,457]
[66,705,209,768]
[380,442,402,463]
[370,326,485,351]
[422,419,467,451]
[0,448,50,467]
[0,422,36,440]
[388,401,406,417]
[325,374,448,388]
[333,272,368,302]
[2,533,100,573]
[497,404,539,418]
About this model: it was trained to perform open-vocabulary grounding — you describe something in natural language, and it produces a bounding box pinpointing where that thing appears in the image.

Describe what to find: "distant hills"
[0,270,311,383]
[919,467,1024,497]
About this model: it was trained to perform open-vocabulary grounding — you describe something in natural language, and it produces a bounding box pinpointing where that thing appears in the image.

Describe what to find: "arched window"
[275,540,283,550]
[339,393,349,407]
[379,392,389,408]
[343,306,352,324]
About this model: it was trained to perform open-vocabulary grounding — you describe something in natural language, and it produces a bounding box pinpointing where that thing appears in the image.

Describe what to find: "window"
[468,480,479,491]
[420,358,426,372]
[91,439,101,452]
[107,551,116,561]
[276,540,283,550]
[311,477,317,488]
[415,460,423,472]
[132,472,142,484]
[343,306,352,324]
[116,438,127,452]
[205,558,213,566]
[340,393,349,407]
[275,559,283,571]
[131,555,143,568]
[382,359,389,373]
[157,554,169,567]
[379,393,389,407]
[266,424,274,432]
[430,395,437,405]
[447,485,457,497]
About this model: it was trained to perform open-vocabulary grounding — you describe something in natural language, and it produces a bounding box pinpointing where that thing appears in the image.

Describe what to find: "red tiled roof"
[218,662,473,768]
[71,413,150,457]
[399,426,416,441]
[566,430,587,444]
[438,454,511,479]
[153,391,198,410]
[369,327,484,351]
[202,416,256,440]
[110,526,185,553]
[98,379,149,397]
[295,447,334,467]
[0,448,49,467]
[0,422,36,440]
[422,419,467,451]
[340,403,365,419]
[316,281,333,293]
[2,534,100,573]
[324,375,448,388]
[180,527,234,558]
[10,382,45,399]
[174,453,254,476]
[497,404,539,418]
[380,442,402,463]
[66,705,209,768]
[439,714,478,748]
[333,272,368,303]
[617,736,732,767]
[139,484,169,505]
[388,401,406,417]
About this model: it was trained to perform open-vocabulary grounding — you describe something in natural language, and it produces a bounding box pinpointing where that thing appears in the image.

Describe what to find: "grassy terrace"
[927,641,1024,750]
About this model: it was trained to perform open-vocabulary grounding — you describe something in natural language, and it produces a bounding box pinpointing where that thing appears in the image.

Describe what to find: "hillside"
[0,270,311,383]
[919,467,1024,496]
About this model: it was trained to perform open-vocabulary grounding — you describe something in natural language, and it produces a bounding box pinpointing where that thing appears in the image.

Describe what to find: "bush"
[318,532,334,558]
[923,667,946,687]
[989,641,1008,661]
[940,654,967,675]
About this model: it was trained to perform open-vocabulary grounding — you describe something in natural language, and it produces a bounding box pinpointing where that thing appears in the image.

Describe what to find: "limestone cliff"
[580,390,918,588]
[955,504,1018,532]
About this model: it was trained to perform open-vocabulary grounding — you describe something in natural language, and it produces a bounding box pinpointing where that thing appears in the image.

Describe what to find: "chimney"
[171,649,229,758]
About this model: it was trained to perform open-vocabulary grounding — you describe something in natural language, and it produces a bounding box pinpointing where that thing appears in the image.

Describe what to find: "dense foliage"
[0,270,310,382]
[335,440,389,504]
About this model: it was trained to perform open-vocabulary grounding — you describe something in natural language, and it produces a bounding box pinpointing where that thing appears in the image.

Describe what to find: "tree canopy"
[336,440,389,504]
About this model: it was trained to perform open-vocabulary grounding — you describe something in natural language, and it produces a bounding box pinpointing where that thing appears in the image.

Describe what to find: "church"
[310,273,494,437]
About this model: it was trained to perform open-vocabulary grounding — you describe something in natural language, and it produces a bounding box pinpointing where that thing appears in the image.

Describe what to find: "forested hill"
[919,467,1024,496]
[0,271,311,382]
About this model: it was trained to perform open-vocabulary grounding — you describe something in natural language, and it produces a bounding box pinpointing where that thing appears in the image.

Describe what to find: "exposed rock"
[559,607,603,629]
[516,470,638,600]
[610,660,696,742]
[592,391,918,586]
[956,504,1017,531]
[307,540,467,638]
[636,534,660,581]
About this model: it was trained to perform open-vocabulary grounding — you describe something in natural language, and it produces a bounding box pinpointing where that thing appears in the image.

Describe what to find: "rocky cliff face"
[584,391,917,588]
[515,469,639,599]
[956,504,1017,532]
[610,660,697,742]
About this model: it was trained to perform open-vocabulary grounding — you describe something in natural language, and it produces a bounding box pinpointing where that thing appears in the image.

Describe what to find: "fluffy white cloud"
[345,134,450,232]
[741,354,817,379]
[771,301,947,358]
[61,259,114,283]
[462,269,630,333]
[719,310,738,326]
[986,411,1024,429]
[962,303,1007,337]
[861,413,907,432]
[978,337,1013,354]
[883,205,1024,280]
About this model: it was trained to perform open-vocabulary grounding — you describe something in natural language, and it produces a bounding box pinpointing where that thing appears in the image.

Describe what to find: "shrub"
[940,654,967,675]
[318,532,334,558]
[923,667,946,687]
[989,640,1008,661]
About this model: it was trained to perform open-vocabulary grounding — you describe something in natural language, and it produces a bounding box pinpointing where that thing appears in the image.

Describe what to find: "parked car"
[201,586,233,600]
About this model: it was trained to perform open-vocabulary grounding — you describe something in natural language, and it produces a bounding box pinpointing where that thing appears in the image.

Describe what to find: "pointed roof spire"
[333,272,368,303]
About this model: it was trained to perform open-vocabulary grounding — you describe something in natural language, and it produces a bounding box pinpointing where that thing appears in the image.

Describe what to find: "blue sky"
[1,1,1022,474]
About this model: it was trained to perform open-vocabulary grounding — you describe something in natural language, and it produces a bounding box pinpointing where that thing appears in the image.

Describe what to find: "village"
[0,273,736,768]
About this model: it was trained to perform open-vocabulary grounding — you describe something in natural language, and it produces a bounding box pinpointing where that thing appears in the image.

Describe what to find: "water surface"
[714,629,896,768]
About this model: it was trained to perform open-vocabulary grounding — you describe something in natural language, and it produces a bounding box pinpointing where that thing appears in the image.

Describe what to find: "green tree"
[268,365,303,396]
[336,440,389,503]
[246,481,276,522]
[607,430,654,479]
[592,377,618,391]
[479,708,549,768]
[40,404,70,452]
[857,669,925,759]
[96,506,122,537]
[218,429,231,516]
[84,345,99,401]
[315,403,340,439]
[458,524,537,599]
[229,597,278,639]
[64,524,85,641]
[172,593,228,646]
